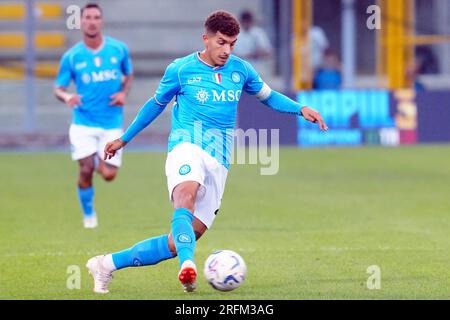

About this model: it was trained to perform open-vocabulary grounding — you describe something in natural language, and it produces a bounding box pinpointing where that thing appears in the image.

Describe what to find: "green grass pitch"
[1,145,450,299]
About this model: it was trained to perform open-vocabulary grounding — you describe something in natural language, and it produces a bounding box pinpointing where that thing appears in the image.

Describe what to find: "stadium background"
[2,0,449,149]
[1,0,450,300]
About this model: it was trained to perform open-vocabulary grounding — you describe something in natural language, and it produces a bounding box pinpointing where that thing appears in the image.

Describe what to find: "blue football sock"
[171,208,196,267]
[77,186,95,217]
[112,234,174,269]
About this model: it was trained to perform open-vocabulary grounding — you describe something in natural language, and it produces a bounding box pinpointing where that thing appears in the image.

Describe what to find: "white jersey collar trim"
[196,52,222,70]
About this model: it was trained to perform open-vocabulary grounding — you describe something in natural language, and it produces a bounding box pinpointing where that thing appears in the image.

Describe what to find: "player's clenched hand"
[109,91,127,106]
[65,94,82,108]
[300,106,328,131]
[104,138,127,160]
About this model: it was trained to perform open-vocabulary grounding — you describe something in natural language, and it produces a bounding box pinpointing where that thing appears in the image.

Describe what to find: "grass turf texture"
[1,145,450,299]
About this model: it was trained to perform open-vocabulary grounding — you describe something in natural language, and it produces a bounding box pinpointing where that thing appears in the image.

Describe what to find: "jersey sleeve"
[120,43,133,76]
[154,61,181,105]
[243,60,271,100]
[54,52,72,88]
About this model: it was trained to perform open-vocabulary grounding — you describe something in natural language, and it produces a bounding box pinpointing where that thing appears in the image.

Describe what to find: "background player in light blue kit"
[54,3,133,229]
[86,10,327,293]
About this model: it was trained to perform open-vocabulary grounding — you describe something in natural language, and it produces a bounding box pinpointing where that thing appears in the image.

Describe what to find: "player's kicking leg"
[170,181,204,292]
[85,224,206,294]
[86,233,174,293]
[85,203,206,294]
[86,143,213,293]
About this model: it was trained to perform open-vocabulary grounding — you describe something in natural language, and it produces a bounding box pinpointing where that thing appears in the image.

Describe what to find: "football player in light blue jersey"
[86,10,327,293]
[54,3,133,229]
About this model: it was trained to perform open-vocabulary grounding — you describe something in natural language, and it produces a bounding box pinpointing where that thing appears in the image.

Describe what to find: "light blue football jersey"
[55,36,133,129]
[154,52,267,169]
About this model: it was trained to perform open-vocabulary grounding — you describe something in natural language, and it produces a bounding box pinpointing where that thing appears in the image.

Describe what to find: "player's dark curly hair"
[204,10,240,37]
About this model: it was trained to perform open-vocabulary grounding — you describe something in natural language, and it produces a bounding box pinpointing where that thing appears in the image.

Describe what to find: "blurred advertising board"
[297,90,418,147]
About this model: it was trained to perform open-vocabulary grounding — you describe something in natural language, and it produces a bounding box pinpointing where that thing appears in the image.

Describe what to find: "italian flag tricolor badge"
[213,73,222,84]
[94,56,101,67]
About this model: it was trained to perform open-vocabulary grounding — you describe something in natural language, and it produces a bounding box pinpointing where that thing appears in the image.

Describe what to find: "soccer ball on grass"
[203,250,247,291]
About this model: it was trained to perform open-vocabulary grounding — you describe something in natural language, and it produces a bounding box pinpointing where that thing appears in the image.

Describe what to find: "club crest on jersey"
[213,73,222,84]
[231,71,241,83]
[179,164,191,175]
[177,233,192,243]
[94,56,101,67]
[133,258,143,266]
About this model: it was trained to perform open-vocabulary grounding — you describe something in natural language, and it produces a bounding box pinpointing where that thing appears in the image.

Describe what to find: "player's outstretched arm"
[104,97,166,159]
[243,60,327,131]
[260,89,328,131]
[104,59,179,159]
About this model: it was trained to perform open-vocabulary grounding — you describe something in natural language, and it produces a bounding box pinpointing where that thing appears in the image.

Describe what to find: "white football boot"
[178,260,197,292]
[83,215,98,229]
[86,255,113,293]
